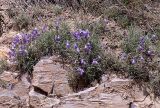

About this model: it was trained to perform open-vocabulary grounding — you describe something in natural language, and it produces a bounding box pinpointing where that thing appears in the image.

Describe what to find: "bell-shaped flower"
[137,45,144,52]
[11,43,17,50]
[92,59,98,65]
[31,28,39,39]
[12,35,20,45]
[77,67,85,75]
[131,58,136,64]
[73,31,81,40]
[42,24,47,33]
[151,34,158,42]
[120,52,127,60]
[74,43,80,53]
[80,29,90,38]
[55,35,61,43]
[80,59,86,65]
[146,50,154,56]
[8,50,16,59]
[19,45,27,56]
[139,55,144,62]
[66,40,70,49]
[84,42,92,52]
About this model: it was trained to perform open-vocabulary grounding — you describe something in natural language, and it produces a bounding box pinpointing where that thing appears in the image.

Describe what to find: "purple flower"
[139,36,145,46]
[92,59,98,65]
[55,18,61,30]
[74,43,80,52]
[55,35,61,42]
[19,45,27,56]
[104,18,109,24]
[87,42,92,48]
[77,67,85,75]
[120,52,127,60]
[146,50,154,56]
[31,28,39,39]
[74,43,78,49]
[22,33,31,44]
[26,34,32,43]
[66,40,70,49]
[76,47,80,52]
[80,59,86,65]
[11,43,16,50]
[12,35,20,45]
[80,29,90,38]
[73,31,81,40]
[140,55,144,61]
[38,16,42,21]
[151,34,157,42]
[137,45,144,52]
[42,25,48,33]
[32,28,39,35]
[139,36,145,43]
[84,42,92,52]
[8,50,16,59]
[131,58,136,64]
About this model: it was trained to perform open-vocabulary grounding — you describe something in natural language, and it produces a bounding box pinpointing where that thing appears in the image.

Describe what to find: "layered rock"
[0,56,160,108]
[32,56,73,96]
[29,89,60,108]
[0,72,30,108]
[0,90,28,108]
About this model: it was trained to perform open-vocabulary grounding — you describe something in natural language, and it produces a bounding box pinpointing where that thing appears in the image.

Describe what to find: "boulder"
[32,56,72,96]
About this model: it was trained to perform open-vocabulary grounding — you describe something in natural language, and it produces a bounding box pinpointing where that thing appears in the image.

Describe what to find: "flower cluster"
[71,29,101,76]
[52,23,102,77]
[8,20,104,87]
[9,29,35,60]
[73,29,90,40]
[9,25,48,62]
[121,34,157,65]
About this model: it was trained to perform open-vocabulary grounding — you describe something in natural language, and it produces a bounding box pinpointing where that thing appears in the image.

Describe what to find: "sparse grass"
[75,18,107,35]
[14,13,32,31]
[116,15,131,28]
[6,8,18,18]
[0,60,8,74]
[52,5,63,16]
[104,6,120,18]
[32,6,44,19]
[123,25,143,54]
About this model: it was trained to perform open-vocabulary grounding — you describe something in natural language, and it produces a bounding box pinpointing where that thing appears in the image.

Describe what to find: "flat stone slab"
[32,56,73,96]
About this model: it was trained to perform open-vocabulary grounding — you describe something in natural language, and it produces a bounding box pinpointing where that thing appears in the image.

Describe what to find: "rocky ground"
[0,0,160,108]
[0,56,160,108]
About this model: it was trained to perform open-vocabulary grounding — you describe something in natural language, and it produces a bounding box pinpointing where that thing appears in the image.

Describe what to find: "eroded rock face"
[58,78,133,108]
[32,56,73,96]
[29,89,60,108]
[0,72,30,108]
[0,90,28,108]
[0,81,30,108]
[1,57,160,108]
[0,71,18,83]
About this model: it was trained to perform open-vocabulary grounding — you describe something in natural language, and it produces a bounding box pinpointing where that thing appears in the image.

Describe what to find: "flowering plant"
[9,19,105,90]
